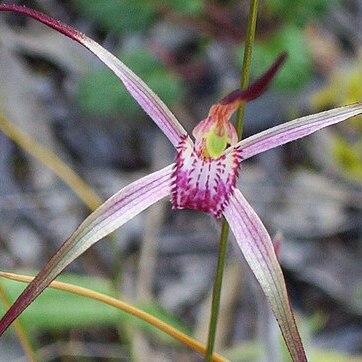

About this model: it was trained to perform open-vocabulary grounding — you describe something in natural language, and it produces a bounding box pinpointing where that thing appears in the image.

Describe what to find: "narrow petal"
[0,165,173,336]
[172,136,242,218]
[232,103,362,160]
[0,5,189,148]
[223,189,307,362]
[219,52,287,105]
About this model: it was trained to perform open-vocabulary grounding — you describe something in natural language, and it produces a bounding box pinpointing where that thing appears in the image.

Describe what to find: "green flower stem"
[205,221,229,361]
[237,0,259,138]
[205,1,259,361]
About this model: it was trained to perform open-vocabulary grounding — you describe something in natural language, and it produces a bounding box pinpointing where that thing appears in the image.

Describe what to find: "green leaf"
[161,0,204,16]
[78,48,184,117]
[125,302,192,344]
[264,0,340,26]
[309,348,362,362]
[78,69,130,116]
[72,0,155,32]
[0,273,190,343]
[0,274,119,330]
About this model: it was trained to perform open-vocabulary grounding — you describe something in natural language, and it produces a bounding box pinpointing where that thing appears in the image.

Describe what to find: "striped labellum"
[172,136,242,218]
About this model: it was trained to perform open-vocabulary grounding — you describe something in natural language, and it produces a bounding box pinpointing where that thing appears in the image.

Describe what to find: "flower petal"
[172,136,242,218]
[0,164,173,336]
[232,103,362,160]
[0,5,189,148]
[219,52,287,105]
[223,189,307,362]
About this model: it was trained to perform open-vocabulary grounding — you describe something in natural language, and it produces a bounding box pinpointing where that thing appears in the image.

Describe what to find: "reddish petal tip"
[219,52,288,105]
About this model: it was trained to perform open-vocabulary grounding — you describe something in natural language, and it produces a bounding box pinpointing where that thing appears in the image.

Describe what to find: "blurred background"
[0,0,361,361]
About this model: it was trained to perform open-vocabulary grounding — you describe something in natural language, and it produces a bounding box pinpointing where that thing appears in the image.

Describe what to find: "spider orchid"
[1,5,362,361]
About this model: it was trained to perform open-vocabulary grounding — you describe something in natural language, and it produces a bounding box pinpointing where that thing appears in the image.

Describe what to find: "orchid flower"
[1,5,362,361]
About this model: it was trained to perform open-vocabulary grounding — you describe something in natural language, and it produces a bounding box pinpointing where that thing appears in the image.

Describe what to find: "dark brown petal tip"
[0,5,82,42]
[219,52,287,105]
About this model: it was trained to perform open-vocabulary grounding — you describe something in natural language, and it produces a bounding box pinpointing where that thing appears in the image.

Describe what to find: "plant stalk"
[204,1,259,360]
[237,0,259,137]
[205,221,229,361]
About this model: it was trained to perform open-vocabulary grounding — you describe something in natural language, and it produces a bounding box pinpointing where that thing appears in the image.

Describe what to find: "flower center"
[192,101,240,159]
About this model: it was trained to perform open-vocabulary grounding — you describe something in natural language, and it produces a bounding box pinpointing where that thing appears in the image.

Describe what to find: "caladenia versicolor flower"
[172,55,286,218]
[0,6,362,362]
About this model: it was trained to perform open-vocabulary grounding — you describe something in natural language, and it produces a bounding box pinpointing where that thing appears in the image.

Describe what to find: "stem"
[236,0,259,138]
[204,1,259,361]
[205,221,229,361]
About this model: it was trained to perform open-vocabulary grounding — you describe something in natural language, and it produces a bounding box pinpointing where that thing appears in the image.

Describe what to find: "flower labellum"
[172,135,242,217]
[172,99,242,218]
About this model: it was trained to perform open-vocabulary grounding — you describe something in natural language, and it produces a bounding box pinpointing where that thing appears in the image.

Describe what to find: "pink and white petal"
[0,5,189,148]
[171,136,242,218]
[0,164,173,336]
[232,103,362,160]
[223,189,307,362]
